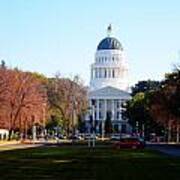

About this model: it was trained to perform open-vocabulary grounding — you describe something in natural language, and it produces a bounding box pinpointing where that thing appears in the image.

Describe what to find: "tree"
[150,69,180,142]
[0,68,47,139]
[105,112,113,136]
[46,75,87,136]
[1,60,6,69]
[131,80,161,96]
[123,80,164,140]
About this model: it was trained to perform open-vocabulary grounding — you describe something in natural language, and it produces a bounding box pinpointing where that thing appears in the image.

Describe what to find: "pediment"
[88,86,130,99]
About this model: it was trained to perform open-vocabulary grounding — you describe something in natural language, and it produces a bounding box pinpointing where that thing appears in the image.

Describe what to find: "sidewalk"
[0,140,20,146]
[0,143,43,152]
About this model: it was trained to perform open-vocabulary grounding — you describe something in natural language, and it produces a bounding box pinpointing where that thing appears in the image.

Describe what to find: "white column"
[111,99,115,121]
[91,68,93,79]
[102,99,107,139]
[92,68,94,79]
[108,68,110,78]
[119,100,122,121]
[104,99,107,120]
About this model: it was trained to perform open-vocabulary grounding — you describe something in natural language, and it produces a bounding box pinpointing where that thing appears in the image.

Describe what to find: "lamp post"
[88,105,96,148]
[92,105,95,147]
[136,121,139,137]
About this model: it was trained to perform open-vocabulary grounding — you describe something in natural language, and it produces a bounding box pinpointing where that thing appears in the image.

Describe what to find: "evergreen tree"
[105,112,113,136]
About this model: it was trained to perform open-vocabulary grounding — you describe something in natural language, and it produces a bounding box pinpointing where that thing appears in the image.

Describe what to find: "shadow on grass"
[0,145,180,180]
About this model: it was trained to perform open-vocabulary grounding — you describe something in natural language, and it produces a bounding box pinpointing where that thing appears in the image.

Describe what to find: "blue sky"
[0,0,180,85]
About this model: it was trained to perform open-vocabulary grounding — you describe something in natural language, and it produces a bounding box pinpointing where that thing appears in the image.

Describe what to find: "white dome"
[90,36,129,91]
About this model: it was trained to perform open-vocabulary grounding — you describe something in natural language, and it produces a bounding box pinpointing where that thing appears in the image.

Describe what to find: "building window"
[99,101,102,108]
[99,68,101,78]
[112,69,115,78]
[92,99,96,106]
[117,101,120,108]
[116,112,120,119]
[99,112,102,119]
[104,69,107,78]
[95,69,97,78]
[121,124,127,133]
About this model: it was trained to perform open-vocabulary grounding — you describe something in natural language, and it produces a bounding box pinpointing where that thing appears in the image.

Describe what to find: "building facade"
[86,26,131,135]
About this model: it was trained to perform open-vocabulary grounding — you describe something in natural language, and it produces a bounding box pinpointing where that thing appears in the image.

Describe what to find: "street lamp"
[88,105,96,148]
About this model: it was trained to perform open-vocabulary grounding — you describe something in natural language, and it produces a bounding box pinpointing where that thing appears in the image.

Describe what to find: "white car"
[111,134,121,140]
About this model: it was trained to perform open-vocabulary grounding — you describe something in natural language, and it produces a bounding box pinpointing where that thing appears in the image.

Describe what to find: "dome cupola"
[97,37,123,50]
[97,24,123,51]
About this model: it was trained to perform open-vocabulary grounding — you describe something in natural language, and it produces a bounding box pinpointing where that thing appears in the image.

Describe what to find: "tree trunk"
[25,120,28,139]
[176,124,180,143]
[8,129,13,141]
[142,124,145,139]
[168,120,172,143]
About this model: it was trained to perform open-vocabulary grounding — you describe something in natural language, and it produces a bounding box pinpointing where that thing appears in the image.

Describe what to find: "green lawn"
[0,144,180,180]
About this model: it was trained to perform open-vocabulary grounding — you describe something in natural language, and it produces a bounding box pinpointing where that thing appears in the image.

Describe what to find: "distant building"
[0,129,9,140]
[86,25,131,135]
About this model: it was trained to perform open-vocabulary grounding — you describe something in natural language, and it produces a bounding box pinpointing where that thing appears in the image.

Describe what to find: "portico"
[87,86,130,134]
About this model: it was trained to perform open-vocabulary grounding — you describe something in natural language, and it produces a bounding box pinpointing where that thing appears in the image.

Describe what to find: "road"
[148,144,180,157]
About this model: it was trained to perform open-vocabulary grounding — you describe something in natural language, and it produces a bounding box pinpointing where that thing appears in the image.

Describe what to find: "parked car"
[111,134,121,140]
[57,134,65,139]
[69,134,84,140]
[84,134,97,140]
[113,137,145,149]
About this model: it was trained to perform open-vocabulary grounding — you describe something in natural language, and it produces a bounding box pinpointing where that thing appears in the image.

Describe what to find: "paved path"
[148,144,180,157]
[0,143,43,151]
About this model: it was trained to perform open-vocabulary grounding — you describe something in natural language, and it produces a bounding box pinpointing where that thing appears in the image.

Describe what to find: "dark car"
[113,137,145,149]
[69,134,83,140]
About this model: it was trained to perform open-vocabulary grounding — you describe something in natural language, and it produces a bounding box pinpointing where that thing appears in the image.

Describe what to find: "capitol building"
[86,25,131,135]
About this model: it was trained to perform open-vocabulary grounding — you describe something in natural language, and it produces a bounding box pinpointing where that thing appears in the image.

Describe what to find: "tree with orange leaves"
[0,66,47,139]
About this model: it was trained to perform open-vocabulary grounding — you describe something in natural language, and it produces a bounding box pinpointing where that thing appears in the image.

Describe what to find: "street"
[148,144,180,157]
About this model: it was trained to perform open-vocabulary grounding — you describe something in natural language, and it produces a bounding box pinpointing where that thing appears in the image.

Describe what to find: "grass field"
[0,144,180,180]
